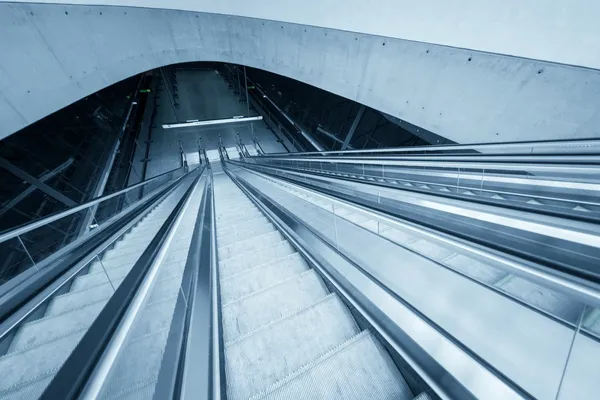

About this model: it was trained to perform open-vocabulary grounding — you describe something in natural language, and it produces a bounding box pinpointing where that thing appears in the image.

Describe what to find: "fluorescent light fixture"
[163,115,263,129]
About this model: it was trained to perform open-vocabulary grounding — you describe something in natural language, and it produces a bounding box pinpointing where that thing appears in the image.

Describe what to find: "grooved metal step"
[250,331,414,400]
[0,329,85,393]
[214,172,415,400]
[222,269,329,342]
[219,230,285,261]
[218,240,296,278]
[218,208,263,222]
[0,373,53,400]
[70,264,131,291]
[47,281,114,316]
[128,296,179,341]
[100,330,169,398]
[220,252,309,304]
[9,300,105,352]
[224,295,360,400]
[218,215,271,237]
[218,222,276,248]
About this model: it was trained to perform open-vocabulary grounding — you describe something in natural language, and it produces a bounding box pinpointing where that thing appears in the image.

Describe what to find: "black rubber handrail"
[40,172,201,400]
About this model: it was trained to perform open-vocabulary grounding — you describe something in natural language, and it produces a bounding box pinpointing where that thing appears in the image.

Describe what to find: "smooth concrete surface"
[129,69,286,179]
[11,0,600,69]
[1,3,600,145]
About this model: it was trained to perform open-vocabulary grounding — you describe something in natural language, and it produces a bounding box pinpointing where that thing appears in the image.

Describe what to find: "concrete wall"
[1,2,600,144]
[13,0,600,69]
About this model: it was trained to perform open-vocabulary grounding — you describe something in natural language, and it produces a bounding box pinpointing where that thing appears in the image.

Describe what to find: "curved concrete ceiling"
[1,2,600,143]
[12,0,600,69]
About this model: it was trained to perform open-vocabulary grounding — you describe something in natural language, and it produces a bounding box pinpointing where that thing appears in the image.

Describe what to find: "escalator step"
[219,241,296,278]
[220,252,309,304]
[219,230,285,261]
[127,295,178,341]
[71,264,131,291]
[222,269,329,342]
[99,329,169,398]
[218,215,271,238]
[9,300,105,353]
[103,378,158,400]
[47,281,114,316]
[225,294,359,400]
[249,331,413,400]
[218,222,276,247]
[0,329,85,394]
[0,373,53,400]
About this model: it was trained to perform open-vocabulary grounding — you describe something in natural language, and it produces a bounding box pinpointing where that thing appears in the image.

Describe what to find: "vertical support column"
[341,105,366,150]
[243,66,255,143]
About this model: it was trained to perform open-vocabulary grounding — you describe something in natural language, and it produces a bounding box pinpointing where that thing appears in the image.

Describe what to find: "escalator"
[212,163,422,399]
[255,173,588,328]
[0,142,599,399]
[0,175,195,399]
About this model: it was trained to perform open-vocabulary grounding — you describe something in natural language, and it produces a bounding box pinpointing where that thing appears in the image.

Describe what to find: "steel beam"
[341,105,365,150]
[0,158,77,207]
[0,158,74,218]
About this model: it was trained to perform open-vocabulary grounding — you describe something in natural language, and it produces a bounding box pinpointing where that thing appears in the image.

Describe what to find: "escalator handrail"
[251,153,600,164]
[39,169,203,400]
[0,165,188,244]
[246,154,600,174]
[261,137,600,157]
[151,173,222,399]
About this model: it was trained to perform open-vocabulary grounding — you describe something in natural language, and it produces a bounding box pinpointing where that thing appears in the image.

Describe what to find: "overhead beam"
[341,106,366,150]
[162,116,263,130]
[0,157,77,207]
